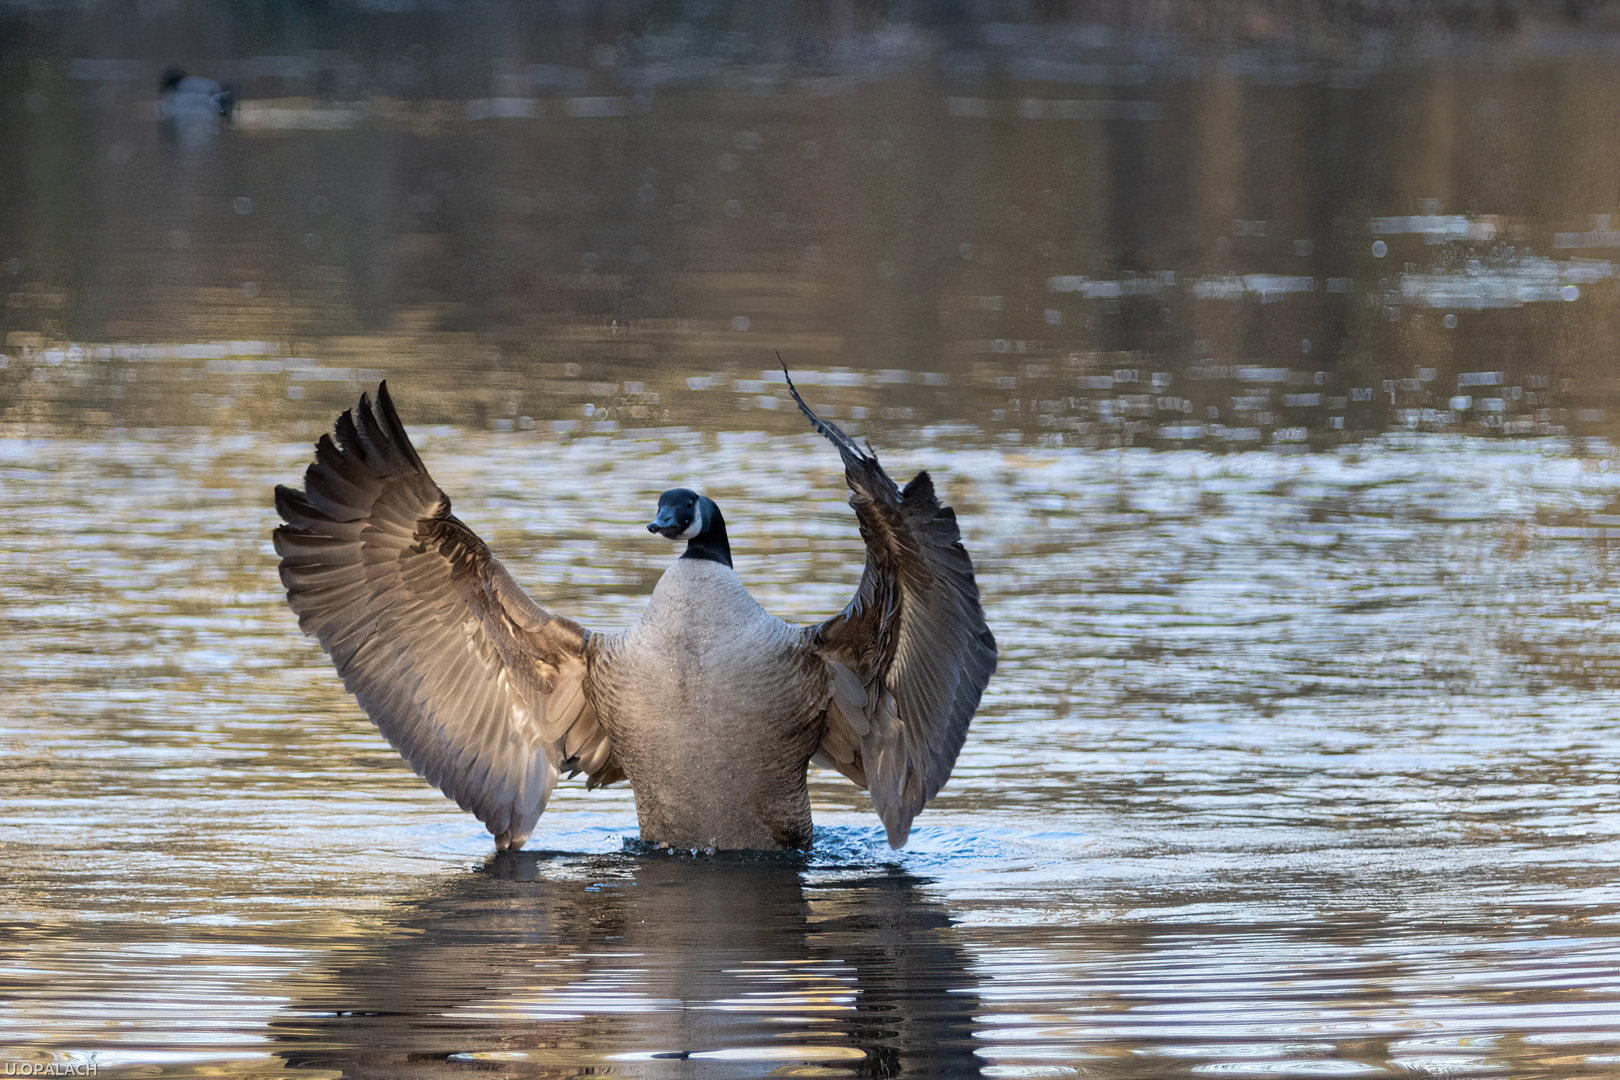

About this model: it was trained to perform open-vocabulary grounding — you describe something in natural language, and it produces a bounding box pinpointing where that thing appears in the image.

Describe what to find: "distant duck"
[272,379,997,851]
[158,67,234,143]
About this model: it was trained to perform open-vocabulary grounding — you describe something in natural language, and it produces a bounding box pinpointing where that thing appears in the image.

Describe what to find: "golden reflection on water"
[8,5,1620,1077]
[9,8,1620,448]
[4,413,1620,1075]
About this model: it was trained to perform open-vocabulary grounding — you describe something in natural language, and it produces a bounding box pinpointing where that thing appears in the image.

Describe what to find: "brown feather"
[273,383,621,850]
[785,367,996,848]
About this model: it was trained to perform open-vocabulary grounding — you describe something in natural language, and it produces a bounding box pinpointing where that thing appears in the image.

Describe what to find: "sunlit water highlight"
[5,421,1620,1077]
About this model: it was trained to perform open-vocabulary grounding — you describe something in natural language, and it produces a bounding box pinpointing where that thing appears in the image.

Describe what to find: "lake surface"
[7,422,1620,1077]
[6,5,1620,1078]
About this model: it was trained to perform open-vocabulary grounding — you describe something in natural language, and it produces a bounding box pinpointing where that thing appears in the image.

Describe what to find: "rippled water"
[13,3,1620,449]
[5,414,1620,1077]
[9,4,1620,1075]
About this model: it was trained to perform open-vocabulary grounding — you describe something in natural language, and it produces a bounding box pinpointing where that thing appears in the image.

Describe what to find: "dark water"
[7,5,1620,1078]
[8,1,1620,448]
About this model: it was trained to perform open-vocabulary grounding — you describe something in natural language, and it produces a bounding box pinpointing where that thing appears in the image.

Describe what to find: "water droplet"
[1371,240,1387,258]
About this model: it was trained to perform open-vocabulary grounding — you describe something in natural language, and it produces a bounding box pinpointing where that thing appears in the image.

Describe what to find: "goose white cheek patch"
[677,503,703,540]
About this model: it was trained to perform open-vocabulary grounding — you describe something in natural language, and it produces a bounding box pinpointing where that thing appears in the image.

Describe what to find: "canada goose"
[272,379,996,851]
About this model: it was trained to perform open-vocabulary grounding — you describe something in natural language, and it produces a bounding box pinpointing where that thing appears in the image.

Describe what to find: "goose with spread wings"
[272,380,996,851]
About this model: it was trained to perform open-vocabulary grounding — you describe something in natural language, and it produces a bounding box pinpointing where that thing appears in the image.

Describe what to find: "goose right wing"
[786,373,997,848]
[272,383,620,850]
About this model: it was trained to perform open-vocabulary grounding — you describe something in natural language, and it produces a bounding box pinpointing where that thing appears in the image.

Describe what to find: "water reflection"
[969,916,1620,1078]
[8,5,1620,1078]
[271,854,981,1077]
[5,421,1620,1075]
[7,6,1620,447]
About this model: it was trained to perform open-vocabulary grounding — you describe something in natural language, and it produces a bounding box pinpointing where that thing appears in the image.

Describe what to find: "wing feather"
[273,382,620,850]
[786,369,997,848]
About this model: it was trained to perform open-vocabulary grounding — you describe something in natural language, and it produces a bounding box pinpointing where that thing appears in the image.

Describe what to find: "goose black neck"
[683,504,732,568]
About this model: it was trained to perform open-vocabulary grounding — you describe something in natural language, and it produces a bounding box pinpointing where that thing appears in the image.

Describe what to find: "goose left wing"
[272,383,619,851]
[786,373,997,848]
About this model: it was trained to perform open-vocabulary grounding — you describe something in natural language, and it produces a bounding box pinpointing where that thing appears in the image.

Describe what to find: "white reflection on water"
[1396,252,1613,310]
[1046,249,1614,314]
[4,424,1620,1076]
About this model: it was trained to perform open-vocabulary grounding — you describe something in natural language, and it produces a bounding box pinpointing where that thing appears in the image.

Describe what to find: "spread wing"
[271,383,620,850]
[786,372,997,848]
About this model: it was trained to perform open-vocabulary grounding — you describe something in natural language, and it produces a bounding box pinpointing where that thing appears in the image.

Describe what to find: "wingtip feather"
[780,353,869,466]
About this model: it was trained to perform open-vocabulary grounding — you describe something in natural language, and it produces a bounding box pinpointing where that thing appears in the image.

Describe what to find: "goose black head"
[647,488,732,568]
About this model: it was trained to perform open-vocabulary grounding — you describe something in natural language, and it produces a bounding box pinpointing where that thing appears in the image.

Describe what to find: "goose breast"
[588,559,829,851]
